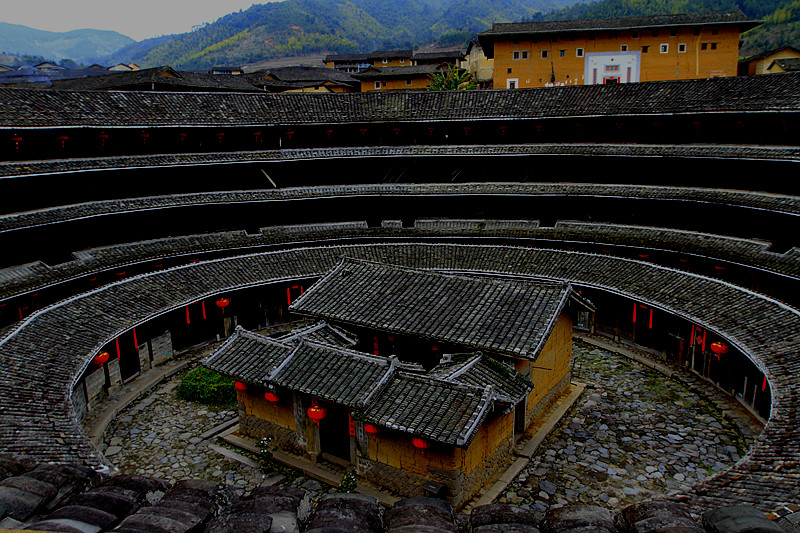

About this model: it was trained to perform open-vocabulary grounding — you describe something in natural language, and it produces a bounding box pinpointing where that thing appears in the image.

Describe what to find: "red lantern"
[710,342,728,355]
[307,405,327,426]
[93,351,110,366]
[412,437,431,449]
[216,298,230,314]
[264,391,279,402]
[234,381,247,391]
[363,423,379,434]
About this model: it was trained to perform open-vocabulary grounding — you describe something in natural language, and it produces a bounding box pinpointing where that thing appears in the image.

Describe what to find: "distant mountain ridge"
[106,0,589,70]
[0,22,135,65]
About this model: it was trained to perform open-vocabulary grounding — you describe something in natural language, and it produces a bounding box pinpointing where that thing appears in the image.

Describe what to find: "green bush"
[176,367,237,405]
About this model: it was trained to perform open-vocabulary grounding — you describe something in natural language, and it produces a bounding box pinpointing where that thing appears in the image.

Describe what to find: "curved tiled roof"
[0,242,798,512]
[1,72,798,128]
[3,144,798,178]
[2,185,799,302]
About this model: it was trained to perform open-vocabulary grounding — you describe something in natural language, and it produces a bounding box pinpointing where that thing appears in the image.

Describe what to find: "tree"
[428,67,476,90]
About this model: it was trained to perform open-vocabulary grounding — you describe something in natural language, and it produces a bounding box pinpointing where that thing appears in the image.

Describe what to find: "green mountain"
[0,22,135,65]
[113,0,589,70]
[537,0,800,56]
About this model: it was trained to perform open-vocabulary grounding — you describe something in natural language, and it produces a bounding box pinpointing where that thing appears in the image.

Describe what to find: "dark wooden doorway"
[319,403,351,463]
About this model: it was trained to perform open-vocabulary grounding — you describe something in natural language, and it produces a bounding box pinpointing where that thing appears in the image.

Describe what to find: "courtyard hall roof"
[203,326,519,445]
[1,72,799,129]
[289,257,587,360]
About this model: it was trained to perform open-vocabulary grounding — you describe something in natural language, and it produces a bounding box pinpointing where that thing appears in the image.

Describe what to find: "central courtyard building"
[204,258,593,507]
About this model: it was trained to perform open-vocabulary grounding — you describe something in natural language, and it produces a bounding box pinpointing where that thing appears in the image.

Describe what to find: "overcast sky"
[2,0,279,41]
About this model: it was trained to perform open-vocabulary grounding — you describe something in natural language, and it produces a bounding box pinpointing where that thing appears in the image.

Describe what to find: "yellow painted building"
[356,65,444,92]
[739,46,800,76]
[478,11,761,89]
[368,50,413,67]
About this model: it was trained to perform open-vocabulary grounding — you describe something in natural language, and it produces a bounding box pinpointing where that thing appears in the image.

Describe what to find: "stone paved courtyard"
[499,340,749,510]
[100,339,751,509]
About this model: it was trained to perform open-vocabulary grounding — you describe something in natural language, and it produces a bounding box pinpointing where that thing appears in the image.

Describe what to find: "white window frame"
[521,50,529,60]
[660,43,669,54]
[513,51,520,60]
[405,78,412,85]
[400,58,404,63]
[620,44,628,52]
[576,48,584,57]
[506,78,518,89]
[541,50,548,59]
[678,43,687,53]
[374,81,382,89]
[382,58,388,64]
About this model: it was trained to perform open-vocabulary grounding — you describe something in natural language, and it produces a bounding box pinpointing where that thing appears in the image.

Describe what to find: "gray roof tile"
[290,257,575,359]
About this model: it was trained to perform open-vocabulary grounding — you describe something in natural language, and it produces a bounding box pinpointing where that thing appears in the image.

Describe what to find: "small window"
[678,43,687,53]
[712,29,719,35]
[382,58,388,64]
[559,49,565,57]
[701,42,708,50]
[669,28,677,37]
[632,30,640,38]
[605,64,619,71]
[642,45,649,53]
[541,50,548,59]
[576,48,584,57]
[521,50,529,59]
[512,40,519,45]
[589,34,596,40]
[374,81,381,89]
[620,44,628,51]
[693,28,701,36]
[551,35,559,42]
[711,42,718,50]
[406,78,412,85]
[400,58,405,63]
[651,30,659,37]
[507,68,512,74]
[660,43,669,53]
[513,51,520,60]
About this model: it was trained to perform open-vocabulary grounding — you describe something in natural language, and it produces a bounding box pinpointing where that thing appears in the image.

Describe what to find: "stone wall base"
[526,370,572,428]
[240,410,306,456]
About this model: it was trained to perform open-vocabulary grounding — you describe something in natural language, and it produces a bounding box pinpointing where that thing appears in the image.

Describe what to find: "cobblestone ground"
[101,370,329,496]
[499,340,748,510]
[102,340,750,507]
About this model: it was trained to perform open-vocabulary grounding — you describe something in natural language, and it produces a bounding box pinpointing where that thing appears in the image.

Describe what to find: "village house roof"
[289,257,586,360]
[324,53,370,62]
[428,352,533,405]
[739,45,800,64]
[2,73,798,128]
[364,372,494,446]
[48,66,268,92]
[413,50,464,61]
[203,326,513,445]
[354,64,443,80]
[276,321,358,347]
[257,66,359,84]
[368,50,413,60]
[768,57,800,72]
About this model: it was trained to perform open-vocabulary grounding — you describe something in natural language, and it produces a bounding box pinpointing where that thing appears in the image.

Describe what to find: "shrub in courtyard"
[176,367,237,405]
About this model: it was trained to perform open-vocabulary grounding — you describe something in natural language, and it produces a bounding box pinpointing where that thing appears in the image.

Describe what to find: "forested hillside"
[113,0,587,69]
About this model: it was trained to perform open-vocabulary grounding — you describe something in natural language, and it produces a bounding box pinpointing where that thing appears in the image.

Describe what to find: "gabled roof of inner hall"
[204,325,528,445]
[289,257,581,360]
[2,72,799,129]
